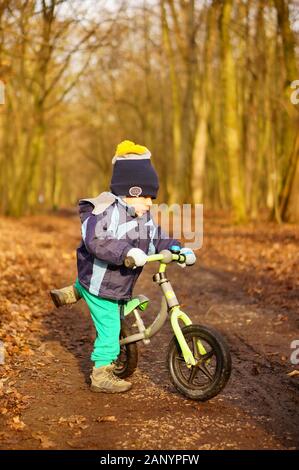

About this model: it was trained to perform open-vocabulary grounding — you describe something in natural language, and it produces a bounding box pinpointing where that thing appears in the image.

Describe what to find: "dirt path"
[0,213,298,449]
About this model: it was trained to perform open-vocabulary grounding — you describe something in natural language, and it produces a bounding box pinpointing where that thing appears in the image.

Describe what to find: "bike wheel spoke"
[201,349,215,361]
[175,355,186,363]
[188,366,199,384]
[198,364,214,381]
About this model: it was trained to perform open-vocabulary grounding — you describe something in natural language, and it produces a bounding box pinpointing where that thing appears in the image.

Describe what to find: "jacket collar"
[79,191,137,217]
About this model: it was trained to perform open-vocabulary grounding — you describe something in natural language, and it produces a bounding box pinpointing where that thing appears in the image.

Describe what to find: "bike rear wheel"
[113,320,138,379]
[167,324,231,401]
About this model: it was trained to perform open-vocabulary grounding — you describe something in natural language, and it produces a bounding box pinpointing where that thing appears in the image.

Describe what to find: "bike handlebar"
[124,250,186,269]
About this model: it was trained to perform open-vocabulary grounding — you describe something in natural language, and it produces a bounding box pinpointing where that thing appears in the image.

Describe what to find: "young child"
[53,140,196,393]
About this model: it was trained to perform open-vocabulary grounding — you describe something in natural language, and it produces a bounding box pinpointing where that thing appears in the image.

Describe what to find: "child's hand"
[126,248,148,269]
[177,247,196,268]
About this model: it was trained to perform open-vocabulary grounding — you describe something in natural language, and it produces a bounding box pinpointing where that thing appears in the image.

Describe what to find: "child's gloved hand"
[126,248,148,269]
[177,247,196,268]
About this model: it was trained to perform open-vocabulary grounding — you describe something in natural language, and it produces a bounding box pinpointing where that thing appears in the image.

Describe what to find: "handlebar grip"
[124,256,136,268]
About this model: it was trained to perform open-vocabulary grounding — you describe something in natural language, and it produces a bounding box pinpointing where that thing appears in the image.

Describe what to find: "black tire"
[113,320,138,379]
[167,324,231,401]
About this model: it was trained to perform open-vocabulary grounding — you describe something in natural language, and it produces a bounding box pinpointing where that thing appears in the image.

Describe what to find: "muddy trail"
[0,213,298,450]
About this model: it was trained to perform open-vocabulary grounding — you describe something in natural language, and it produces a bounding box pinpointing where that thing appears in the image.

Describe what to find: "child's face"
[124,196,153,217]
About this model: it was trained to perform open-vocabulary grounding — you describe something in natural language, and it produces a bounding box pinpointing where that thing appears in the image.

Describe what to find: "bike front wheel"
[167,324,231,401]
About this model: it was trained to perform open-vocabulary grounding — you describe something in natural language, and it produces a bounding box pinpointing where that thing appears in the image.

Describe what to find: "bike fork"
[170,306,207,367]
[156,268,207,367]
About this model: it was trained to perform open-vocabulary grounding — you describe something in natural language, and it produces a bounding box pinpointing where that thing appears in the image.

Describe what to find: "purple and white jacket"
[76,192,181,300]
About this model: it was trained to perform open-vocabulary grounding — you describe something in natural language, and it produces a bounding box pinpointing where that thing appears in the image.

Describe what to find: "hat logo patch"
[129,186,142,197]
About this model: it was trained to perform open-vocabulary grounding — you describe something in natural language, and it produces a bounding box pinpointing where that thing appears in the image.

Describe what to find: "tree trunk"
[161,0,182,204]
[274,0,299,221]
[220,0,246,222]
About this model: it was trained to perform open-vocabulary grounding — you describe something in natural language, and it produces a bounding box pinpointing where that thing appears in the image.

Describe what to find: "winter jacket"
[76,192,181,300]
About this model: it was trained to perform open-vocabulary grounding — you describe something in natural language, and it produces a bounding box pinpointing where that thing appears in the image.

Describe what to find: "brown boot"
[90,364,132,393]
[50,285,81,308]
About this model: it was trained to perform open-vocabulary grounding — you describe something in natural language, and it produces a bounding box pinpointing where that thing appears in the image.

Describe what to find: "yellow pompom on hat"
[114,140,149,157]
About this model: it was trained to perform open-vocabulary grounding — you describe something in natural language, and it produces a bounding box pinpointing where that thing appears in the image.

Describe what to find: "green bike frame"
[120,252,207,368]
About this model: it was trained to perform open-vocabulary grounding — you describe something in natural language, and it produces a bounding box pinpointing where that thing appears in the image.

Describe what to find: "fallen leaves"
[287,370,299,378]
[0,216,72,368]
[31,432,55,449]
[96,415,117,423]
[273,314,289,326]
[58,415,88,429]
[39,415,91,444]
[0,384,31,418]
[8,416,26,431]
[200,219,299,312]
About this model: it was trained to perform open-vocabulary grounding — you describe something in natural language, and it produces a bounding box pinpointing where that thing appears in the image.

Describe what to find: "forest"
[0,0,298,221]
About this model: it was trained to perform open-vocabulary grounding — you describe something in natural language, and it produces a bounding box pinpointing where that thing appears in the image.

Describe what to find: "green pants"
[74,278,121,368]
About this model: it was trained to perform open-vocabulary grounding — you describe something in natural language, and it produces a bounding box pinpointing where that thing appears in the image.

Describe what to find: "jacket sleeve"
[81,205,132,265]
[153,224,182,253]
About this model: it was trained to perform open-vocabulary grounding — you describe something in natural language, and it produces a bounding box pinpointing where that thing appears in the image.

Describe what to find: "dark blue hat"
[110,142,159,199]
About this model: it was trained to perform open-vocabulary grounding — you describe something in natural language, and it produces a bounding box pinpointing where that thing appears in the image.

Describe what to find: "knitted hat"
[110,140,159,199]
